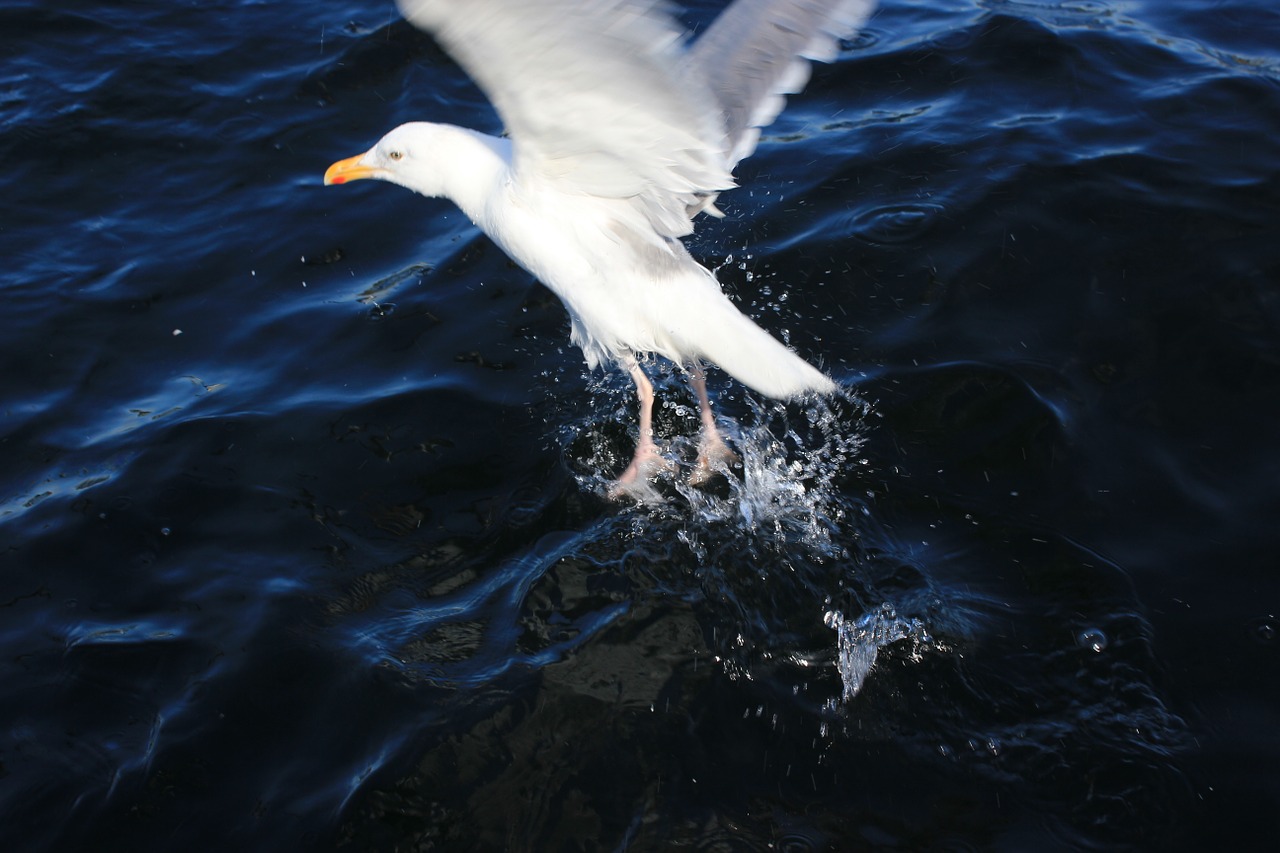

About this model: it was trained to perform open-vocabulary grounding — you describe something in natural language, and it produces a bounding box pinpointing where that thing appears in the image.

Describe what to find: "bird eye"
[387,150,403,161]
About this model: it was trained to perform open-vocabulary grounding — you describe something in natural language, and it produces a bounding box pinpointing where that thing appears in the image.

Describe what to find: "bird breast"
[480,185,717,370]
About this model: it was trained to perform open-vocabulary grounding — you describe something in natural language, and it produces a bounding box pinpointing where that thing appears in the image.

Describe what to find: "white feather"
[340,0,878,398]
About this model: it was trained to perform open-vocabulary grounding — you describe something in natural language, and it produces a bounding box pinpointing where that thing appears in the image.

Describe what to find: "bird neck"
[428,125,512,223]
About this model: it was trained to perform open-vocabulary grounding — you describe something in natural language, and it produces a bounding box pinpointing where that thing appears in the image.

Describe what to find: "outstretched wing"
[686,0,877,168]
[396,0,733,238]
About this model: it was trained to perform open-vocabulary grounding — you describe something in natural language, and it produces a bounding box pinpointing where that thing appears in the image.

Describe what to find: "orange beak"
[324,153,377,186]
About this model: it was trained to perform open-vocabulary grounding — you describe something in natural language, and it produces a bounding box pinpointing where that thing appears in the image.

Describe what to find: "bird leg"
[609,358,671,499]
[687,362,740,486]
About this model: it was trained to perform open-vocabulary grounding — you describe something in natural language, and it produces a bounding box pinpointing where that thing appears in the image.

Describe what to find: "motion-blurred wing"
[396,0,733,238]
[687,0,877,168]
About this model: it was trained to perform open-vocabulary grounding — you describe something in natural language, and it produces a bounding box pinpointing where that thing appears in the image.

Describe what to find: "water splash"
[564,373,871,559]
[675,392,867,556]
[825,603,934,702]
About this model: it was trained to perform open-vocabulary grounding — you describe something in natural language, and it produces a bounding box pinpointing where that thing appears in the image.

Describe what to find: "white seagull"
[325,0,875,497]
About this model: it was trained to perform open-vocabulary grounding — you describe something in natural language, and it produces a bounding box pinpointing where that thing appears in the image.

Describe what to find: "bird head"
[324,122,448,196]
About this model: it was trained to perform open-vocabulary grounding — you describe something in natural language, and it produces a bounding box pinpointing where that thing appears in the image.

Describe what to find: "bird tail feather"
[681,298,837,399]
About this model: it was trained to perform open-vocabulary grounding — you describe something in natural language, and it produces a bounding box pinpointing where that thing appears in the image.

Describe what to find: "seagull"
[325,0,875,498]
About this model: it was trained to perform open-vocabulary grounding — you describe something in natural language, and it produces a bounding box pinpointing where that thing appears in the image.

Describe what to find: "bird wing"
[685,0,877,169]
[395,0,733,239]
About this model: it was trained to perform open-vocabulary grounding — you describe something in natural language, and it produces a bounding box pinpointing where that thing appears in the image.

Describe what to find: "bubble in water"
[1077,627,1108,652]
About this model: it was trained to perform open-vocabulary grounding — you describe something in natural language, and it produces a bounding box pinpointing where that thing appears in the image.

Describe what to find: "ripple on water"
[845,202,946,245]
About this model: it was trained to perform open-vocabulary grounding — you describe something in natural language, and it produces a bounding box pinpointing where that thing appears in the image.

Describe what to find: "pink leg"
[688,362,740,485]
[609,358,670,498]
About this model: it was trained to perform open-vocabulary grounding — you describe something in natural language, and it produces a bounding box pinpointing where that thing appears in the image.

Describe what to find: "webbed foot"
[607,446,674,501]
[688,434,741,488]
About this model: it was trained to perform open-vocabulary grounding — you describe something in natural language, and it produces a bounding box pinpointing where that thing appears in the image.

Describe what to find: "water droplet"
[1077,627,1108,652]
[1248,618,1276,645]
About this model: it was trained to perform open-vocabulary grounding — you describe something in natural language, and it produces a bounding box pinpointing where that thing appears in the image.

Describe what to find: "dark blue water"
[3,0,1278,849]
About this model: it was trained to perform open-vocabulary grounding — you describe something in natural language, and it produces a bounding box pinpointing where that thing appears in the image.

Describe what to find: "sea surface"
[2,0,1278,849]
